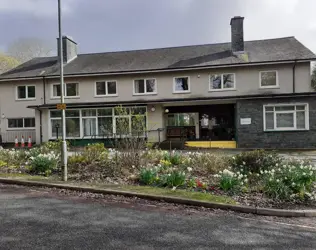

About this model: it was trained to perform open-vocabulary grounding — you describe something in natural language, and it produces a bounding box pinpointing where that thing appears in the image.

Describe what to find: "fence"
[0,130,36,144]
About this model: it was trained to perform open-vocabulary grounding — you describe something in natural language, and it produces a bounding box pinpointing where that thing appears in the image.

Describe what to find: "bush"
[183,152,229,175]
[161,170,186,187]
[139,168,157,185]
[163,151,183,165]
[230,150,283,174]
[82,143,108,163]
[29,153,59,176]
[261,162,316,200]
[215,169,247,193]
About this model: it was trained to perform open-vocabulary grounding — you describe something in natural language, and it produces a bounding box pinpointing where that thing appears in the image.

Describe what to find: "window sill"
[209,88,236,92]
[51,96,80,99]
[94,94,118,98]
[7,128,36,131]
[259,86,280,89]
[133,93,157,96]
[264,129,309,132]
[173,91,191,94]
[15,98,36,101]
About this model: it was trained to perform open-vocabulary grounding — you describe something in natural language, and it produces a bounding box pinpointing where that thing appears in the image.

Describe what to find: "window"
[264,104,309,131]
[52,83,79,98]
[167,113,195,126]
[49,107,147,139]
[260,71,278,88]
[210,73,235,90]
[17,86,35,100]
[174,77,190,93]
[8,118,35,129]
[134,79,157,95]
[96,81,117,96]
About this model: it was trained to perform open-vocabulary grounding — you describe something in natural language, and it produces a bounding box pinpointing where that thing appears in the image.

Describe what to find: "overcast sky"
[1,0,316,55]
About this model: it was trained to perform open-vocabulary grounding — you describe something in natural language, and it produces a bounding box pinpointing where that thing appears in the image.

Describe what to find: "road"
[0,185,315,250]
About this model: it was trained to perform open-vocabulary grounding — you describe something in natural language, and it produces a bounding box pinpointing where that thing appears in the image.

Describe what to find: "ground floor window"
[49,106,147,139]
[264,103,309,131]
[8,118,35,129]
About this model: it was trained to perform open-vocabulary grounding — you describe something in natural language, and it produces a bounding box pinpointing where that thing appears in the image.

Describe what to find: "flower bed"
[0,143,315,209]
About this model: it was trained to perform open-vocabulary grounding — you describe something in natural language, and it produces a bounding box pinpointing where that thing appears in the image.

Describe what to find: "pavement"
[0,185,316,250]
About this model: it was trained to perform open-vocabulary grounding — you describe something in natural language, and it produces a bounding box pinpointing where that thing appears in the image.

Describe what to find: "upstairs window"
[96,81,117,96]
[134,79,157,95]
[210,73,235,91]
[17,86,36,100]
[264,104,309,131]
[260,71,278,88]
[174,77,190,93]
[52,83,79,98]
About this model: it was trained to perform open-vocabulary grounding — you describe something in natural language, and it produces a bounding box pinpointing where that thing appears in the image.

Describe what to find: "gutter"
[42,76,46,104]
[0,58,315,82]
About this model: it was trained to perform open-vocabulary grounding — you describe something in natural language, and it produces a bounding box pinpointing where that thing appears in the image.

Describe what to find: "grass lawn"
[0,174,235,205]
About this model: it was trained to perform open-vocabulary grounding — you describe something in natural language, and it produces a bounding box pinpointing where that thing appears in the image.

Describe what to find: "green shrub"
[82,143,108,163]
[161,170,186,187]
[215,169,247,193]
[163,151,182,165]
[230,150,283,174]
[139,168,157,185]
[29,153,58,176]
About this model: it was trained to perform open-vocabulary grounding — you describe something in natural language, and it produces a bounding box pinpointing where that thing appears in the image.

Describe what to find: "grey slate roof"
[1,36,315,80]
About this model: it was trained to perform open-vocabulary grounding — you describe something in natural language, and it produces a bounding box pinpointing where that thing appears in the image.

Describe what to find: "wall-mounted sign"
[240,118,251,125]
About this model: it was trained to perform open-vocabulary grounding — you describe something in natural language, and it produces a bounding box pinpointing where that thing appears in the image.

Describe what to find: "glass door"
[83,118,97,137]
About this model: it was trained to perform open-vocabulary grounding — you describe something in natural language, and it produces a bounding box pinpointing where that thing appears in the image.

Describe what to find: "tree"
[0,53,20,74]
[312,65,316,91]
[7,37,53,63]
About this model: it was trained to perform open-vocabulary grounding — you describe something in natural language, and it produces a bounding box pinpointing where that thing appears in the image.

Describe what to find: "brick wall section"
[236,97,316,148]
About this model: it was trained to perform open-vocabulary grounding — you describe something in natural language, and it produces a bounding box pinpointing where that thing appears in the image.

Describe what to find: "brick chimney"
[57,36,77,63]
[230,16,244,53]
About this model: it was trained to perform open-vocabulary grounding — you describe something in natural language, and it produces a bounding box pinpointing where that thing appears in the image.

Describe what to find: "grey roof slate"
[0,36,315,80]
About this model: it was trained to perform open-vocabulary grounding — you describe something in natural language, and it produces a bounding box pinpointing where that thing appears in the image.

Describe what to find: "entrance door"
[114,116,130,136]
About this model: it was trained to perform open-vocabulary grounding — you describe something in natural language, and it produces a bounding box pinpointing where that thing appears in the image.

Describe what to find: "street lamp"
[58,0,68,181]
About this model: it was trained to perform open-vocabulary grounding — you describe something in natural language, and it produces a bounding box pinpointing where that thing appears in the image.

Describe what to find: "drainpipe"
[292,60,297,93]
[42,76,46,104]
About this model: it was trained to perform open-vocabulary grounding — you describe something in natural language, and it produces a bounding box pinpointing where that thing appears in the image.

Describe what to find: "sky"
[0,0,316,55]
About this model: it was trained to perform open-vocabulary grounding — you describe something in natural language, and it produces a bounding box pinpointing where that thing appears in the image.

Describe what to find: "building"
[0,16,315,148]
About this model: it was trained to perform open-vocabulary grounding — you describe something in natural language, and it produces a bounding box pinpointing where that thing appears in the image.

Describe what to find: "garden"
[0,140,316,209]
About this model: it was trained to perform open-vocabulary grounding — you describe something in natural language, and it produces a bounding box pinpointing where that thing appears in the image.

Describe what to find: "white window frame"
[259,70,279,89]
[7,117,36,130]
[133,78,157,95]
[16,85,36,100]
[209,73,236,91]
[95,80,118,97]
[263,103,309,131]
[51,83,80,99]
[173,76,190,93]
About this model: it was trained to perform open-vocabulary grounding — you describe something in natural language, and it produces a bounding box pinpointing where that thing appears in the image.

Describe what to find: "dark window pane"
[65,110,80,117]
[210,75,222,89]
[24,118,35,127]
[66,118,80,137]
[276,113,294,128]
[134,80,145,93]
[107,81,117,95]
[146,79,156,93]
[265,113,274,129]
[53,85,61,97]
[27,86,35,98]
[98,117,113,135]
[66,83,78,96]
[50,110,61,118]
[175,77,189,91]
[275,106,295,111]
[261,71,277,87]
[8,119,23,128]
[131,107,146,115]
[97,109,113,116]
[296,112,306,129]
[17,86,26,99]
[82,109,96,116]
[51,120,62,137]
[223,74,234,88]
[96,82,106,95]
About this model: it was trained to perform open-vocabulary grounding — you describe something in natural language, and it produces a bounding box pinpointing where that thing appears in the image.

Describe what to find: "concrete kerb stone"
[0,178,315,217]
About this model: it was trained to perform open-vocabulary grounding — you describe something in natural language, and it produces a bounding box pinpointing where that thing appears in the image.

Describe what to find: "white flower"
[276,179,280,183]
[132,165,135,169]
[275,163,279,167]
[187,167,192,172]
[292,182,296,187]
[244,178,248,183]
[242,161,246,165]
[256,173,260,177]
[172,186,176,191]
